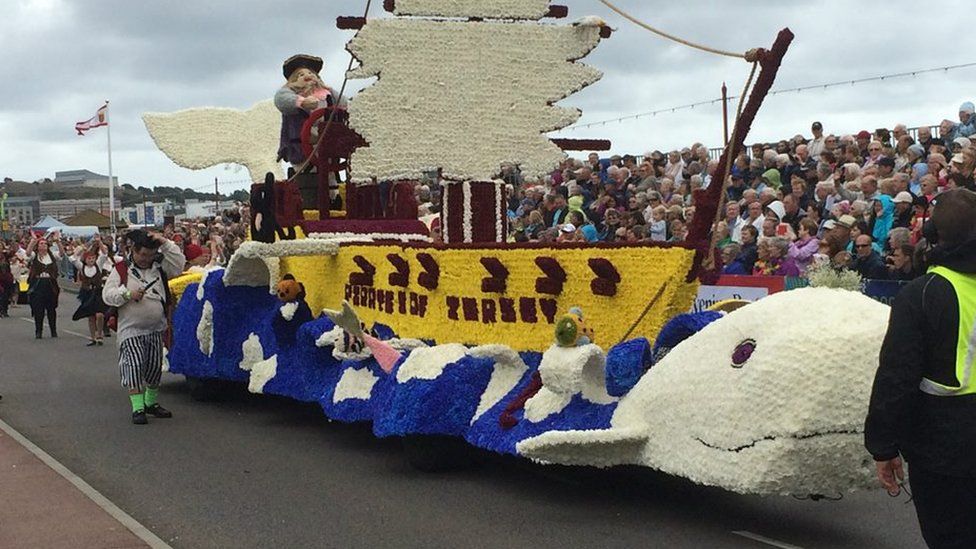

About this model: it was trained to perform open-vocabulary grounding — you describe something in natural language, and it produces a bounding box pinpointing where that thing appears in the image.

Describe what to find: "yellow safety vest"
[919,266,976,396]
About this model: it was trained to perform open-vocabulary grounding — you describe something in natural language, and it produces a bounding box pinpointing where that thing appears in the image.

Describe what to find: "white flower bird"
[142,100,284,181]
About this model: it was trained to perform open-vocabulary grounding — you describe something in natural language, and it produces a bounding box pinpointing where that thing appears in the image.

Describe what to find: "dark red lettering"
[539,299,558,324]
[589,258,621,297]
[349,255,376,287]
[417,253,440,290]
[482,299,497,324]
[387,254,410,288]
[480,257,509,293]
[462,297,479,321]
[519,297,538,324]
[499,298,517,323]
[535,257,566,295]
[446,296,460,320]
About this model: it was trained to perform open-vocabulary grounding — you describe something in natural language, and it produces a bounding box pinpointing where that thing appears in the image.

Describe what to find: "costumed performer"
[69,235,111,346]
[20,234,62,339]
[102,230,185,425]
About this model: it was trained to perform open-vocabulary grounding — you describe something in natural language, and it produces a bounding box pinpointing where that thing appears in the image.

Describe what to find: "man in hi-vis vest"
[866,189,976,548]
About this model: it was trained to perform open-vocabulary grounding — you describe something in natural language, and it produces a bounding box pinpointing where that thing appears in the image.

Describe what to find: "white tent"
[32,216,66,231]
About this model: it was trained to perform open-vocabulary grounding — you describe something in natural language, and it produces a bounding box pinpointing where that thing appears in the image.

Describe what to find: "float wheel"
[186,376,222,402]
[401,435,474,472]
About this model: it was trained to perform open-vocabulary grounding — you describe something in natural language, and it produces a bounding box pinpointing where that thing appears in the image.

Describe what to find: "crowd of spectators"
[497,101,976,281]
[3,102,975,299]
[0,206,250,316]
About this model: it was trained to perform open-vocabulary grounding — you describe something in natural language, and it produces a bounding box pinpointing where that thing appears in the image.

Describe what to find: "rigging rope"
[286,0,373,184]
[703,61,759,271]
[597,0,754,60]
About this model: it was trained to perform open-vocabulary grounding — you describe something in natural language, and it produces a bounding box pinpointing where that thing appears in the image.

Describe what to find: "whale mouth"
[695,429,863,453]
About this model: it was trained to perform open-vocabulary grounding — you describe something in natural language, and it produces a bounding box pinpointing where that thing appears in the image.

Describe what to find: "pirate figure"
[274,54,345,166]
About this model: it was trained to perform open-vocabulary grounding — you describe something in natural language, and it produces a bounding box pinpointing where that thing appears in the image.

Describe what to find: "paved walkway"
[0,420,152,549]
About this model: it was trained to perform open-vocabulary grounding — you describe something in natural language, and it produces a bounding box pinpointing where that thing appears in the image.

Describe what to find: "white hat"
[560,223,576,233]
[823,219,838,230]
[953,137,972,148]
[893,191,913,204]
[951,153,966,165]
[765,200,786,221]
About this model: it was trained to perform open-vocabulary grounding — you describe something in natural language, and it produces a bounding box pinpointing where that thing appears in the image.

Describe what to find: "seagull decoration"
[323,300,365,339]
[323,300,403,374]
[142,100,284,181]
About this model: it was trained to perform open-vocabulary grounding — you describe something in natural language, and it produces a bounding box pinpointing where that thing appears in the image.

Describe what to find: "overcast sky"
[2,0,974,193]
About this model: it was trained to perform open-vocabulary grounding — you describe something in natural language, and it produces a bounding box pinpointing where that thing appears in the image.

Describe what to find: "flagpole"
[105,100,117,238]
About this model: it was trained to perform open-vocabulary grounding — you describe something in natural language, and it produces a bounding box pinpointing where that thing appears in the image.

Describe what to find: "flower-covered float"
[145,1,888,497]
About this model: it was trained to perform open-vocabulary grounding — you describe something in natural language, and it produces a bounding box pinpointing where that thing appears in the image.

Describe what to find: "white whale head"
[518,287,890,496]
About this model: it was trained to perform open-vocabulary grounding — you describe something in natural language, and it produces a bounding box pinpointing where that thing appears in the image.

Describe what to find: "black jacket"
[853,251,888,280]
[864,240,976,476]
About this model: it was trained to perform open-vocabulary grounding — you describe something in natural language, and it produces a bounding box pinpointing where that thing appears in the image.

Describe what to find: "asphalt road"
[0,293,926,548]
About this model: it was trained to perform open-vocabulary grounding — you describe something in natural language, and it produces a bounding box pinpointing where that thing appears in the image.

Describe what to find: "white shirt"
[808,136,826,160]
[728,216,745,243]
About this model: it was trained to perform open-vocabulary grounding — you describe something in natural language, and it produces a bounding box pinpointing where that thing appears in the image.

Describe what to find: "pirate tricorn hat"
[282,54,324,79]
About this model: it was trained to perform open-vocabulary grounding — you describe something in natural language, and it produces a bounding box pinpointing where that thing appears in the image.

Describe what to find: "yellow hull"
[277,243,699,351]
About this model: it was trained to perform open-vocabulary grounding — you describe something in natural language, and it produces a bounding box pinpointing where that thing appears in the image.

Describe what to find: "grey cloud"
[1,0,973,190]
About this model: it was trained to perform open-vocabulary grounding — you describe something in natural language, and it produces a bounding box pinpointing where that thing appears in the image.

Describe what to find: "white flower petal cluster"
[347,19,603,182]
[524,344,614,423]
[196,300,214,357]
[307,232,432,244]
[223,240,340,288]
[143,100,282,181]
[518,288,891,496]
[392,0,552,20]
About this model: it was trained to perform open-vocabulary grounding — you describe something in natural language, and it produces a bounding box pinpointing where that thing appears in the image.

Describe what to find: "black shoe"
[145,403,172,418]
[50,331,57,338]
[132,410,148,425]
[86,340,97,347]
[103,331,111,338]
[96,340,104,346]
[35,332,42,339]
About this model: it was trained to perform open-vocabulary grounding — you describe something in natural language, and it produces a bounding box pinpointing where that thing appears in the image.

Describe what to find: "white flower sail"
[346,18,605,182]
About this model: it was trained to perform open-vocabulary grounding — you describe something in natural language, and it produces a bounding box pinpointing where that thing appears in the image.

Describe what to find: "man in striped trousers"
[103,230,185,424]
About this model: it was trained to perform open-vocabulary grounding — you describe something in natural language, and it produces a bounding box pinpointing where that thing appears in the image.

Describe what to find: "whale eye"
[731,339,756,368]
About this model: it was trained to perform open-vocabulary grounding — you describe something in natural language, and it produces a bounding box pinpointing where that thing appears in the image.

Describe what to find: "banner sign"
[692,285,770,313]
[716,274,786,294]
[862,279,909,305]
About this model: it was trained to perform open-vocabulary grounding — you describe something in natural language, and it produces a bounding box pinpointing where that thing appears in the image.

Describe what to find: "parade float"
[145,0,888,497]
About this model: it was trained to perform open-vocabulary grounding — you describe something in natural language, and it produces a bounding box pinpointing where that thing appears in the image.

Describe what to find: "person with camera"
[102,230,185,425]
[865,189,976,548]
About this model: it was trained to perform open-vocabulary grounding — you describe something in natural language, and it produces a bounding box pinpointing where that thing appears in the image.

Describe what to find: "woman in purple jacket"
[788,218,821,275]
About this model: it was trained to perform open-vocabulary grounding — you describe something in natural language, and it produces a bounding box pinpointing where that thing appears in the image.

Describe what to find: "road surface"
[0,294,924,548]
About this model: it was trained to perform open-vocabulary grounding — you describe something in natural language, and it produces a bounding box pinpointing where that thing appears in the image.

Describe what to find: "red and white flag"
[75,103,108,135]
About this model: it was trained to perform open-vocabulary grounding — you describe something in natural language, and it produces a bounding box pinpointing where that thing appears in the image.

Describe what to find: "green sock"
[130,393,145,413]
[144,387,158,408]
